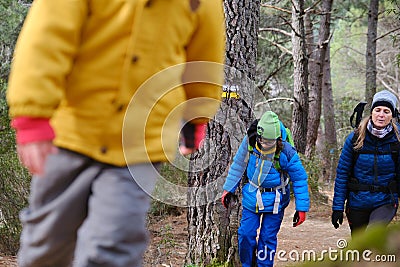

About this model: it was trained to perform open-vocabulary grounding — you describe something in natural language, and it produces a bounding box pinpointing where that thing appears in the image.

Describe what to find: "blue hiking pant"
[238,208,285,267]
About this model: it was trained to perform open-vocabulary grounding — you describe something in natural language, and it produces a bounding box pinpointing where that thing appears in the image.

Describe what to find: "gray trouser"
[18,148,158,267]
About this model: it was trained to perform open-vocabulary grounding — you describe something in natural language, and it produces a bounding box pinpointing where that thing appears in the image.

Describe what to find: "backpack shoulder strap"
[247,119,259,151]
[390,141,400,163]
[285,127,295,147]
[390,141,400,182]
[349,132,359,178]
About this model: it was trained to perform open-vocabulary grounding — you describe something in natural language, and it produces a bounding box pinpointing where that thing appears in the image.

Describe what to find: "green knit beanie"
[257,111,281,139]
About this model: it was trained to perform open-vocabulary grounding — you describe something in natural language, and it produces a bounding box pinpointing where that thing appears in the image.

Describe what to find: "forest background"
[0,0,399,266]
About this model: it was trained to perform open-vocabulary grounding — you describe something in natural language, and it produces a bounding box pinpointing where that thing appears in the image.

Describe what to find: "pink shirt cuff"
[11,117,55,144]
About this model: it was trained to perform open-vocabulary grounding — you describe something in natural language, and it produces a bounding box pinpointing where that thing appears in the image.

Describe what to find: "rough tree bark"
[291,0,309,154]
[305,0,333,158]
[185,0,261,266]
[322,43,336,150]
[304,8,318,156]
[365,0,379,107]
[321,43,338,182]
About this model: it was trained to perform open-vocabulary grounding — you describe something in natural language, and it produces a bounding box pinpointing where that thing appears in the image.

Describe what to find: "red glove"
[179,122,207,155]
[293,211,306,227]
[221,190,233,209]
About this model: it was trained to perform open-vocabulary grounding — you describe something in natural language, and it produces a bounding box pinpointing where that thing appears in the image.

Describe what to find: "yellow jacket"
[7,0,225,166]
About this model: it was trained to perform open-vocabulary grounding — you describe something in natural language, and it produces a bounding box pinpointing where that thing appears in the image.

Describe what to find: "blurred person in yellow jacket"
[7,0,225,266]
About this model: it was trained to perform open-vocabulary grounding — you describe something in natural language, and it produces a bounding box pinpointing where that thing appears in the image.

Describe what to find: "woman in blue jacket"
[332,90,400,236]
[221,111,310,267]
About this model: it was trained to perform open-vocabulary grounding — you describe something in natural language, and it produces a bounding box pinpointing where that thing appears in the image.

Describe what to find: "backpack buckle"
[369,185,381,192]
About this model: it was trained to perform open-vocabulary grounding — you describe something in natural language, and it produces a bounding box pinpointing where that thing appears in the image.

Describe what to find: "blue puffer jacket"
[332,130,400,211]
[223,136,310,213]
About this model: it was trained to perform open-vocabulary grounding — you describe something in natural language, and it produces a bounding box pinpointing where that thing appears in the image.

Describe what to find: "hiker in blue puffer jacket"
[221,111,310,267]
[332,90,400,236]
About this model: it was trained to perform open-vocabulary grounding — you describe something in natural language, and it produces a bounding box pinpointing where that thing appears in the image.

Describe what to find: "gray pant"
[18,148,158,267]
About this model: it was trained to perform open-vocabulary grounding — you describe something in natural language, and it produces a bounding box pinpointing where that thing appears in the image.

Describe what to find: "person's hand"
[179,145,195,155]
[331,210,344,229]
[221,190,233,209]
[179,122,207,155]
[17,141,58,176]
[293,211,306,227]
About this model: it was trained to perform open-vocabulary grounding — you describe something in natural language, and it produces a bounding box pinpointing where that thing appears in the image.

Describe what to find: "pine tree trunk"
[185,0,260,266]
[322,44,336,150]
[305,0,333,158]
[365,0,379,107]
[321,44,338,182]
[305,9,319,157]
[291,0,309,154]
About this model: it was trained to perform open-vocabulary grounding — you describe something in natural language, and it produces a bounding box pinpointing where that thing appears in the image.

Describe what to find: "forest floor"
[2,185,397,267]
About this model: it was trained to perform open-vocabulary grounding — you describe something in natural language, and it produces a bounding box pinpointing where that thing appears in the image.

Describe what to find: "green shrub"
[301,153,329,204]
[0,80,31,255]
[0,152,30,255]
[149,162,187,217]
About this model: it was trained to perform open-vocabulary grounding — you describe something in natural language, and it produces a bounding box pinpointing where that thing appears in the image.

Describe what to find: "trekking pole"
[225,193,238,219]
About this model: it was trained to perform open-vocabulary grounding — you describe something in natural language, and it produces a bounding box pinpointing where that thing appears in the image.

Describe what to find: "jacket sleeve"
[332,133,355,211]
[283,143,310,212]
[7,1,88,118]
[181,0,225,124]
[223,136,249,193]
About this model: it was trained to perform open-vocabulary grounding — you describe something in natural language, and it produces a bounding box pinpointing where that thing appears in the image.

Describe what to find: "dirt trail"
[143,189,352,267]
[275,201,350,266]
